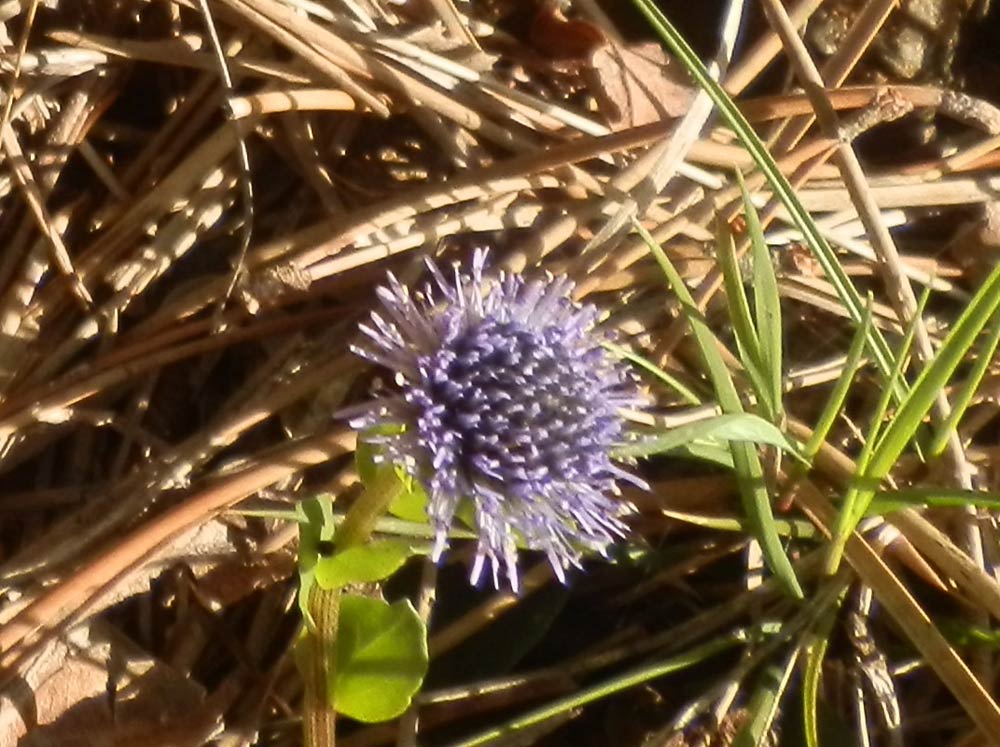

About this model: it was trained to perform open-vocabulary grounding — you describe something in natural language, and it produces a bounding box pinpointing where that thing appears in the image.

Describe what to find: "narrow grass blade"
[867,262,1000,479]
[716,219,772,414]
[826,286,931,573]
[636,219,803,598]
[869,489,1000,515]
[234,505,309,522]
[739,172,784,421]
[928,306,1000,456]
[628,0,899,393]
[796,484,1000,739]
[829,262,1000,572]
[801,296,873,461]
[802,606,839,747]
[733,649,800,747]
[617,413,800,459]
[443,633,746,747]
[602,340,703,405]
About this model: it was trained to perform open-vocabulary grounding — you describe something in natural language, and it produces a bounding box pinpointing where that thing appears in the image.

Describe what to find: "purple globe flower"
[351,250,646,590]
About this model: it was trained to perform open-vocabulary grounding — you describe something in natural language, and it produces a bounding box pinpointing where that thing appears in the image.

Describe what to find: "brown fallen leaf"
[1,621,206,747]
[945,200,1000,285]
[529,2,606,60]
[586,41,695,130]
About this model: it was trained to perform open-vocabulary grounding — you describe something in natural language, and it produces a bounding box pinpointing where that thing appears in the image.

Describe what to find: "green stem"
[302,469,404,747]
[335,468,404,549]
[303,584,339,747]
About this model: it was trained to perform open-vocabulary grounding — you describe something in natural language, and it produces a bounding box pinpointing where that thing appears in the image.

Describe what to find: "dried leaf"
[946,201,1000,284]
[237,263,311,315]
[529,3,606,60]
[586,41,694,130]
[2,622,205,747]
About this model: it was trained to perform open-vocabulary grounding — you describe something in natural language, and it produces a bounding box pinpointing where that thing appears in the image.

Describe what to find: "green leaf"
[828,262,1000,572]
[617,413,802,460]
[297,495,336,630]
[637,219,803,599]
[357,435,431,523]
[802,296,873,461]
[333,595,429,723]
[602,340,703,405]
[928,306,1000,456]
[674,440,736,467]
[628,0,901,401]
[314,539,421,590]
[868,488,1000,515]
[826,285,931,573]
[716,220,769,410]
[300,495,337,560]
[733,651,799,747]
[740,173,784,422]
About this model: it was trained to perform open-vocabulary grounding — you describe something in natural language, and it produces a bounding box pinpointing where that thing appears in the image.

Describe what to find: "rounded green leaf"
[332,595,428,723]
[314,539,419,590]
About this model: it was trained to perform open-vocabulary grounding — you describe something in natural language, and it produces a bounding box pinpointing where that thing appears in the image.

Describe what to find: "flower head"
[352,250,646,590]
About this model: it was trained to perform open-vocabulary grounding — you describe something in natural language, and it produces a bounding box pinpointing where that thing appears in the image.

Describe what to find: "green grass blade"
[803,624,832,747]
[602,340,703,405]
[234,505,309,522]
[869,488,1000,515]
[731,442,803,590]
[826,286,932,573]
[716,218,773,415]
[628,0,900,396]
[802,296,873,461]
[928,306,1000,456]
[444,632,746,747]
[866,263,1000,479]
[828,263,1000,572]
[636,219,803,598]
[802,583,847,747]
[733,650,800,747]
[617,413,802,459]
[868,285,932,454]
[739,172,784,421]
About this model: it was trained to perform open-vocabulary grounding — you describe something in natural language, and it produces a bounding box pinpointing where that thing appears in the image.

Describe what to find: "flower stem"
[303,583,339,747]
[335,467,404,548]
[302,469,404,747]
